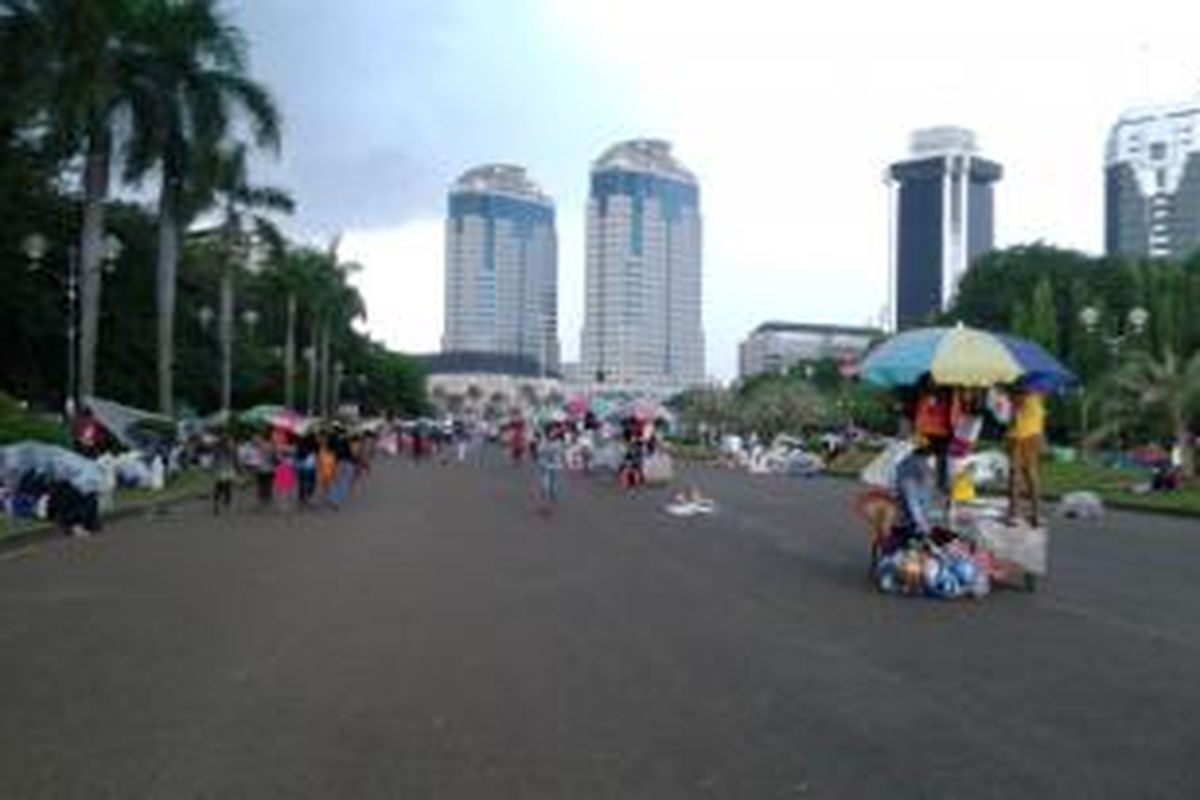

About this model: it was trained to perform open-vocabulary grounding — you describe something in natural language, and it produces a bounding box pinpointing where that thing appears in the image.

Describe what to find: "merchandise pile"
[873,534,993,599]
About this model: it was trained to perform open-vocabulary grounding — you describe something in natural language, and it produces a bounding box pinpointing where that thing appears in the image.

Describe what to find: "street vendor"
[1007,388,1045,527]
[892,438,935,543]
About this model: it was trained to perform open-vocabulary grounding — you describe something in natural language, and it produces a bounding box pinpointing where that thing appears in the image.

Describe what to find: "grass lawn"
[825,445,1200,518]
[1039,460,1200,516]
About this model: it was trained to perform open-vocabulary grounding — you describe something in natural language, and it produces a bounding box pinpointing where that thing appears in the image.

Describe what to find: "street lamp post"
[1077,305,1150,446]
[22,232,122,415]
[198,304,259,419]
[1079,305,1150,359]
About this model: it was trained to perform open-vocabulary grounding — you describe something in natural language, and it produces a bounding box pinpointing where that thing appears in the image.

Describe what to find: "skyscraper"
[1105,100,1200,260]
[888,127,1002,330]
[580,139,704,392]
[442,164,559,373]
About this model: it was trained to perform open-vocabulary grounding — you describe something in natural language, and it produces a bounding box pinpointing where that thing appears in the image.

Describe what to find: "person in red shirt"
[913,383,952,495]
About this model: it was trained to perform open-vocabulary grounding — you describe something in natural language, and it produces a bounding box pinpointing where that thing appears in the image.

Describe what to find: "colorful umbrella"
[239,405,310,434]
[860,325,1076,389]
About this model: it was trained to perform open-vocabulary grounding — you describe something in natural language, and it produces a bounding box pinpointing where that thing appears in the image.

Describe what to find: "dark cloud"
[229,0,628,236]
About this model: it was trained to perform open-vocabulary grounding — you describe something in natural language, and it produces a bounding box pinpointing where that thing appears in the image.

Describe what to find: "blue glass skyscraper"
[442,165,559,373]
[581,139,704,391]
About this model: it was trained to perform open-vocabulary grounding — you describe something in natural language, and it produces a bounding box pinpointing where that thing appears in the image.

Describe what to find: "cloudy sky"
[231,0,1200,379]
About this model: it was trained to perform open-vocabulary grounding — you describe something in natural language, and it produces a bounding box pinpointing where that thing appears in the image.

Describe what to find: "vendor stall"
[855,323,1074,598]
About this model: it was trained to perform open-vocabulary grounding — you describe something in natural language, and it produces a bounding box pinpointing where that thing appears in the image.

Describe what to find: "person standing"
[537,424,564,513]
[1007,388,1046,527]
[211,433,238,515]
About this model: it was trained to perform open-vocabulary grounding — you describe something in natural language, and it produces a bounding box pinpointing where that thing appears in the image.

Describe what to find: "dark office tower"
[887,127,1003,330]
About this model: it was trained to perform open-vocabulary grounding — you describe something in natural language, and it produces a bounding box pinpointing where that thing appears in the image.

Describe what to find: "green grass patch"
[1039,460,1200,516]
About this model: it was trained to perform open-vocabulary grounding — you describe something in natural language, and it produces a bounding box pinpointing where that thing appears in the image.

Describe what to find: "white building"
[738,322,881,379]
[442,164,559,372]
[1105,100,1200,260]
[580,139,704,395]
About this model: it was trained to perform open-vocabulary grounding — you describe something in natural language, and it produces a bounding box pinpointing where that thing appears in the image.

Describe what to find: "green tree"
[1028,277,1059,354]
[122,0,282,413]
[2,0,145,399]
[194,142,293,415]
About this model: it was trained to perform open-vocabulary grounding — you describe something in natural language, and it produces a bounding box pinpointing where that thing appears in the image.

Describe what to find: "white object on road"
[1059,491,1104,520]
[974,519,1048,575]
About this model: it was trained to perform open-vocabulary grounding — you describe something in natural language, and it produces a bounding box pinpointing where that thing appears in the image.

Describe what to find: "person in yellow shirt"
[1007,389,1046,526]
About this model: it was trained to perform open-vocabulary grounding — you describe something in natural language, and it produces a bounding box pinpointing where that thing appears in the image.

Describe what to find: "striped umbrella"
[860,325,1076,389]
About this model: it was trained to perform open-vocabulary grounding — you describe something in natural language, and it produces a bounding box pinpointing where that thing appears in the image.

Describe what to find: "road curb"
[0,486,210,556]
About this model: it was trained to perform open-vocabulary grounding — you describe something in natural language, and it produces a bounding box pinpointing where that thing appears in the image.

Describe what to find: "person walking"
[211,433,238,515]
[536,424,564,514]
[1007,388,1046,527]
[296,434,318,507]
[317,435,337,500]
[327,430,357,509]
[273,436,297,511]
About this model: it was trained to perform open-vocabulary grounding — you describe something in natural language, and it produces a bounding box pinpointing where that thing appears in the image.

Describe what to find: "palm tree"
[301,241,364,417]
[266,248,327,410]
[123,0,281,414]
[192,142,293,415]
[1100,348,1200,478]
[2,0,143,400]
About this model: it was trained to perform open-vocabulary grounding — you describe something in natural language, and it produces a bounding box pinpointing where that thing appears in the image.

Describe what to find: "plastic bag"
[860,440,914,488]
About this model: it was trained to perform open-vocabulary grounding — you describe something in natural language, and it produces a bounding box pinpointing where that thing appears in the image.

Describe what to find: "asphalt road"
[1,456,1198,799]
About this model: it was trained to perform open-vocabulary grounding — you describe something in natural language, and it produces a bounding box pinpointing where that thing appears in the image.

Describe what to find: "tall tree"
[2,0,143,401]
[1028,277,1059,355]
[192,142,293,415]
[123,0,281,414]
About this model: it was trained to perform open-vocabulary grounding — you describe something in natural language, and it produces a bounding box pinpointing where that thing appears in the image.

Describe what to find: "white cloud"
[341,221,445,354]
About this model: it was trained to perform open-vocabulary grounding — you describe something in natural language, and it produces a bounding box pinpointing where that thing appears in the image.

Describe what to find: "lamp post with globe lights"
[1078,305,1150,360]
[1077,305,1150,445]
[22,231,123,414]
[198,303,261,418]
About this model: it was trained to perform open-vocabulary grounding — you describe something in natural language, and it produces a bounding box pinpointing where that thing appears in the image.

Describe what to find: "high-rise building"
[1105,100,1200,260]
[580,139,704,393]
[888,127,1002,330]
[442,164,559,373]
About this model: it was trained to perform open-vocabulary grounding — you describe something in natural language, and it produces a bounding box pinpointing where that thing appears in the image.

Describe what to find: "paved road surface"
[1,458,1198,798]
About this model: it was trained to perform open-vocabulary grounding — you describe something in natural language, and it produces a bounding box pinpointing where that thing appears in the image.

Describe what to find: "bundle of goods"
[873,535,992,599]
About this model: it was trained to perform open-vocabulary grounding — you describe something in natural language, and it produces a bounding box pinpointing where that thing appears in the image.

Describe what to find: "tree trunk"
[284,293,297,409]
[1172,401,1195,480]
[77,124,111,402]
[156,182,181,416]
[319,323,331,417]
[218,263,234,417]
[306,320,319,415]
